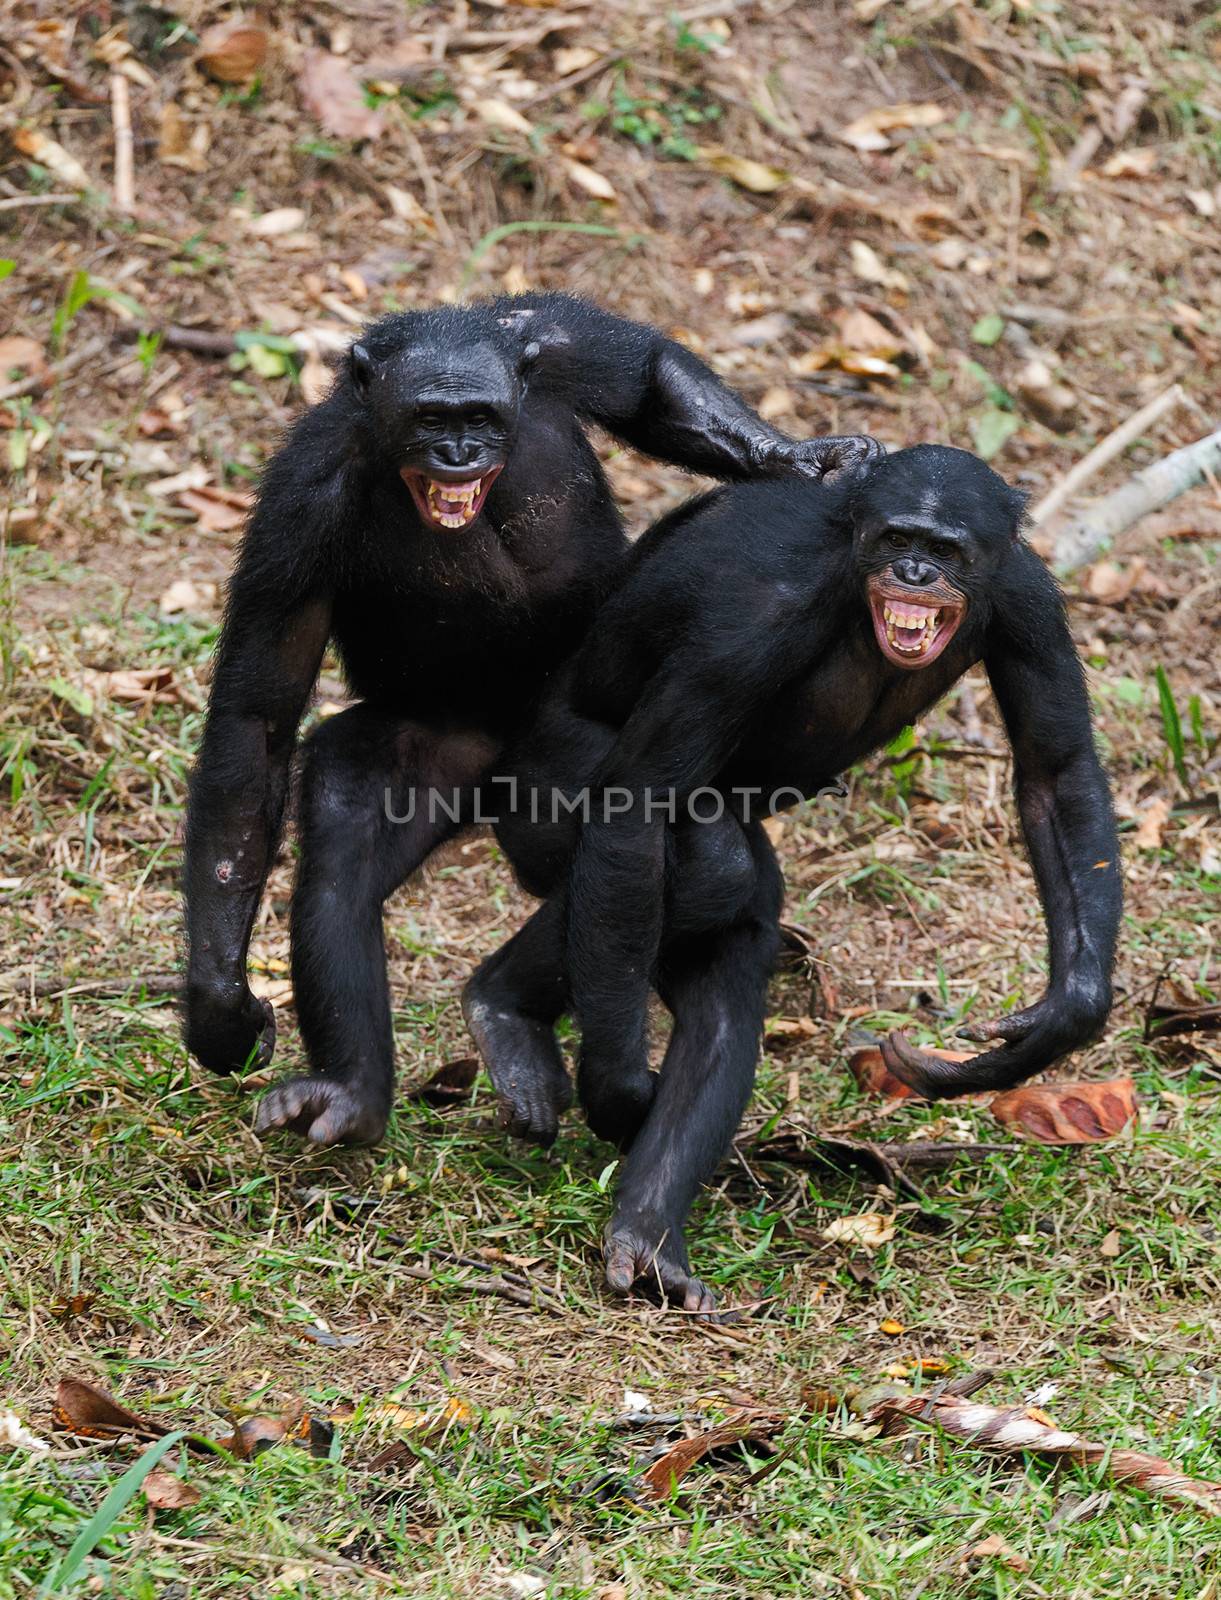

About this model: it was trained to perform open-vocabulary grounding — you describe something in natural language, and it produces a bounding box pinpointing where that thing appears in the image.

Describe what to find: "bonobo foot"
[462,988,573,1146]
[254,1076,389,1146]
[185,984,276,1076]
[603,1213,716,1317]
[581,1061,656,1150]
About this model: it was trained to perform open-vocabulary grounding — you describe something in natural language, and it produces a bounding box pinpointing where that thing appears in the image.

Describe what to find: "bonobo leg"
[255,705,496,1146]
[462,898,572,1147]
[604,823,783,1315]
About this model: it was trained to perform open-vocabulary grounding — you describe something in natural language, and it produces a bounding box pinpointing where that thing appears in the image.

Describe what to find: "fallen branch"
[1053,425,1221,572]
[862,1389,1221,1518]
[0,971,181,1001]
[110,72,134,213]
[1030,383,1184,529]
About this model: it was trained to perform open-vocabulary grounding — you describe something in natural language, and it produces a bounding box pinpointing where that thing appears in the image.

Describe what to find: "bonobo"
[182,293,880,1147]
[466,444,1122,1311]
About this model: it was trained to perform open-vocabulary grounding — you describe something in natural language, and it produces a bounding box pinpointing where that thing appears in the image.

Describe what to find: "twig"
[0,335,108,405]
[1054,426,1221,572]
[1030,384,1185,528]
[110,72,134,213]
[0,192,81,210]
[0,971,181,1000]
[862,1389,1221,1518]
[382,1244,565,1312]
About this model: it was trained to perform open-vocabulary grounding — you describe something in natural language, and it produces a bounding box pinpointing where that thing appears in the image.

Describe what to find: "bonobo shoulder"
[987,537,1071,653]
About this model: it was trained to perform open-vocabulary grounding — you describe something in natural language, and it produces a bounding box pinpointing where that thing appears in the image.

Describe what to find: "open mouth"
[867,580,964,670]
[400,465,502,531]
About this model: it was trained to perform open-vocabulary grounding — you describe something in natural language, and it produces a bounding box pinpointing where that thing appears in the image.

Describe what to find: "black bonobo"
[465,444,1122,1312]
[181,293,880,1147]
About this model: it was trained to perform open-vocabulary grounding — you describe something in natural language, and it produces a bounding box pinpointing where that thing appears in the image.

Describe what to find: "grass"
[1,545,1219,1596]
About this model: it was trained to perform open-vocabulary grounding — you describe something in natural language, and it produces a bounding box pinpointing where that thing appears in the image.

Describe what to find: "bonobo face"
[852,444,1023,671]
[350,337,520,532]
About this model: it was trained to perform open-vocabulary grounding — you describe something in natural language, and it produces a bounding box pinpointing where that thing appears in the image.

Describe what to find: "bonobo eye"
[349,343,374,393]
[417,409,446,429]
[929,537,961,565]
[885,530,909,550]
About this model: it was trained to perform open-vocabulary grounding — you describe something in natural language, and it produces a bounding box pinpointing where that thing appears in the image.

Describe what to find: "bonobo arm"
[183,407,350,1073]
[566,588,821,1131]
[510,293,881,482]
[883,547,1121,1098]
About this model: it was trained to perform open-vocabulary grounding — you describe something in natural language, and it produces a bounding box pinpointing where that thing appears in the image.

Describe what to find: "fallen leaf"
[1144,977,1221,1039]
[822,1213,895,1250]
[300,1324,362,1349]
[248,207,307,237]
[228,1408,333,1460]
[300,352,333,406]
[849,1042,974,1099]
[767,1015,817,1038]
[562,158,616,201]
[384,185,435,230]
[106,667,179,705]
[157,102,209,172]
[836,102,948,152]
[879,1317,905,1336]
[473,99,534,136]
[409,1057,479,1107]
[178,486,250,533]
[0,336,47,380]
[54,1377,168,1444]
[147,466,211,498]
[11,127,91,190]
[142,1467,201,1509]
[849,239,909,292]
[1101,148,1157,179]
[1133,797,1170,850]
[196,21,269,84]
[1100,1228,1121,1258]
[695,145,788,193]
[833,307,905,359]
[640,1408,781,1500]
[970,1533,1029,1572]
[554,45,601,75]
[1015,358,1077,432]
[299,51,386,141]
[160,578,217,615]
[990,1078,1138,1144]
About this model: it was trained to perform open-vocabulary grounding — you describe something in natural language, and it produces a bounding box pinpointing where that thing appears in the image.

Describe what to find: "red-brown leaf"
[298,51,387,142]
[989,1078,1138,1144]
[196,22,269,84]
[53,1377,168,1444]
[142,1467,201,1509]
[849,1043,975,1099]
[409,1057,479,1108]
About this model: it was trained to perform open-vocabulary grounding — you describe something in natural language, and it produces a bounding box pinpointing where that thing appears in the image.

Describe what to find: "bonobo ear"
[349,342,374,394]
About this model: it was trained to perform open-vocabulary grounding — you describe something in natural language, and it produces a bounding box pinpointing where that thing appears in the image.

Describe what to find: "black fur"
[181,293,879,1146]
[466,445,1122,1309]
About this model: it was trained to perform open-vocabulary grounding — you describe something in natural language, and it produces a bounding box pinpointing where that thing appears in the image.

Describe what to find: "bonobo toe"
[254,1077,388,1147]
[603,1222,717,1317]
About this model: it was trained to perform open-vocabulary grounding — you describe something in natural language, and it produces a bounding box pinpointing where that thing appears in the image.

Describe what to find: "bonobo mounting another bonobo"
[182,293,879,1146]
[466,445,1122,1312]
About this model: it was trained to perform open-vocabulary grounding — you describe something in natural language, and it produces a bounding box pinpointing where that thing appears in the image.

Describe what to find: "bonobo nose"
[894,555,935,586]
[434,440,473,467]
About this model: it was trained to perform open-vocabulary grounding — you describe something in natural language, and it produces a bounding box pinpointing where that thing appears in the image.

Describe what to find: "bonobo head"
[345,305,545,532]
[850,444,1026,670]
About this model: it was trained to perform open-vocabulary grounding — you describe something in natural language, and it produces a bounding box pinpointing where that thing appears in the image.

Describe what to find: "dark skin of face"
[463,445,1121,1313]
[180,293,881,1150]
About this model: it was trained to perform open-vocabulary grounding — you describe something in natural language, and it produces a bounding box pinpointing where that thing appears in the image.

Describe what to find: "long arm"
[884,548,1121,1098]
[183,406,353,1072]
[564,581,822,1134]
[509,293,881,482]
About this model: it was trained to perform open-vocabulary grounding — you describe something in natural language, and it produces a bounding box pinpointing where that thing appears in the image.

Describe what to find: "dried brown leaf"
[142,1467,201,1509]
[837,102,947,152]
[409,1057,479,1108]
[822,1212,895,1249]
[640,1409,780,1500]
[970,1533,1029,1572]
[196,21,268,85]
[11,128,91,190]
[695,146,788,194]
[849,1043,974,1099]
[0,336,47,380]
[990,1078,1138,1144]
[53,1377,167,1443]
[299,51,386,142]
[1133,796,1171,851]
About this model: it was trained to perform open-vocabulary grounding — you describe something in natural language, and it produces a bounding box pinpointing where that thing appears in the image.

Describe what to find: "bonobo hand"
[789,433,886,481]
[579,1053,657,1149]
[185,981,276,1076]
[604,1211,717,1317]
[881,982,1110,1099]
[254,1075,390,1146]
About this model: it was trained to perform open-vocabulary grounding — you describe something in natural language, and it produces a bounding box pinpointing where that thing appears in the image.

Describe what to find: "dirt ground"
[2,2,1220,1596]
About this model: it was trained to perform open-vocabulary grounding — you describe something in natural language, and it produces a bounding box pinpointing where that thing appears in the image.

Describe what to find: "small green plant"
[50,271,143,355]
[0,258,15,282]
[1154,664,1190,789]
[602,79,722,160]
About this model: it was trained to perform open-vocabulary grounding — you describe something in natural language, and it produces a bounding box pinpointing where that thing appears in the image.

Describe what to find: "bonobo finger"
[957,1011,1032,1045]
[880,1030,987,1098]
[255,998,277,1065]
